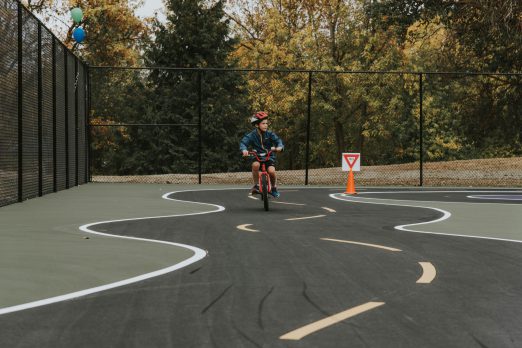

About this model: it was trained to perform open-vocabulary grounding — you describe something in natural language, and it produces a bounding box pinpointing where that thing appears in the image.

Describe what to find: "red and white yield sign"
[342,153,361,171]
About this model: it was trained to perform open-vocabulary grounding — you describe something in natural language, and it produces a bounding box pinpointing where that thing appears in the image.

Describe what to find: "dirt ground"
[92,157,522,187]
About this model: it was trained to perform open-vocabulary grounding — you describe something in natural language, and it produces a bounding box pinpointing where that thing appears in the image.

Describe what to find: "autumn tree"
[65,1,151,174]
[368,0,522,160]
[227,0,416,169]
[114,0,250,175]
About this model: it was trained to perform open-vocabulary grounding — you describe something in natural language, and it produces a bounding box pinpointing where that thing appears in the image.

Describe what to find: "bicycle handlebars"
[248,149,274,162]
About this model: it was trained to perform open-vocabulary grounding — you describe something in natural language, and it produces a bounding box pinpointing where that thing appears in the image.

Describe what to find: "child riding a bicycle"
[240,111,284,198]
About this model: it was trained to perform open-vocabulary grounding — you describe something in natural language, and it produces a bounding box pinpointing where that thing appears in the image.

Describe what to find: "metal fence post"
[38,23,43,196]
[64,50,69,188]
[198,69,202,184]
[52,38,57,192]
[75,59,79,186]
[86,64,91,183]
[305,71,312,185]
[17,2,23,202]
[419,73,424,187]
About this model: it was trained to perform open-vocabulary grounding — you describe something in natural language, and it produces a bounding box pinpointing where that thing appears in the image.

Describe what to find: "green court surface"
[0,183,224,309]
[2,184,521,312]
[334,194,522,242]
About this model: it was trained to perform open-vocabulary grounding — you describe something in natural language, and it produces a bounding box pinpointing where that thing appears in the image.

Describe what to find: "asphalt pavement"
[1,186,521,347]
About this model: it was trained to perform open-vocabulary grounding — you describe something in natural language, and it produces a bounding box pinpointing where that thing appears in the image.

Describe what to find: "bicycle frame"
[248,150,273,194]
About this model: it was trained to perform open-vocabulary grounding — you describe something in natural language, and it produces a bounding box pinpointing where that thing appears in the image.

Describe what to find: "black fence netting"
[78,63,87,185]
[308,72,420,185]
[89,67,521,187]
[0,0,88,207]
[0,0,18,206]
[66,52,76,188]
[41,26,54,195]
[89,68,200,183]
[55,43,67,191]
[21,9,39,200]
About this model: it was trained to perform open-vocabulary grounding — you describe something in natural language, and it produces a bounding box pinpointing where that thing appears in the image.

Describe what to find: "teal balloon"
[71,8,83,23]
[72,27,85,43]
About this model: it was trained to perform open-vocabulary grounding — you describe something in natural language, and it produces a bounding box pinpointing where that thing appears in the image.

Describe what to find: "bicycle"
[248,149,274,211]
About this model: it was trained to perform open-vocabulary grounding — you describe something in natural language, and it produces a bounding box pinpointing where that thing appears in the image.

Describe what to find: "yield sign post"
[341,153,360,194]
[342,153,361,171]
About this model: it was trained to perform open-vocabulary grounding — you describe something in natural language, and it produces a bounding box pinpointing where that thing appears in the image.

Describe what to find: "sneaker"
[271,187,280,198]
[251,184,260,194]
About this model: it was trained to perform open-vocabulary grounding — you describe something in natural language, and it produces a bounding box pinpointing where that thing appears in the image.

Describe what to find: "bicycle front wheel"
[261,175,269,211]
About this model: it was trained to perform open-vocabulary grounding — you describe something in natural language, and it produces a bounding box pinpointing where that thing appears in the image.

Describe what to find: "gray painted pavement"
[0,183,232,308]
[1,186,522,347]
[334,191,522,242]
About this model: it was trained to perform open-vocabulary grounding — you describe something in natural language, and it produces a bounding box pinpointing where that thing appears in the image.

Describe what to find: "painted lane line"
[467,194,522,201]
[331,192,522,244]
[417,262,436,284]
[280,302,385,340]
[353,190,522,206]
[285,215,326,221]
[0,246,206,316]
[321,238,402,252]
[321,207,336,213]
[272,201,306,206]
[0,189,225,316]
[237,224,259,232]
[395,209,451,230]
[248,195,259,200]
[333,193,451,229]
[357,190,522,195]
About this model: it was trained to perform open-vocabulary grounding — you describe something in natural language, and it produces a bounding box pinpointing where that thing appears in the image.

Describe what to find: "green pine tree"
[120,0,250,175]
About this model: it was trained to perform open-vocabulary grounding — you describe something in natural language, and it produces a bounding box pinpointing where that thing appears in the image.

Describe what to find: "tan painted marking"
[272,201,305,206]
[321,207,336,213]
[321,238,402,252]
[236,224,259,232]
[417,262,436,283]
[280,302,385,340]
[285,215,326,221]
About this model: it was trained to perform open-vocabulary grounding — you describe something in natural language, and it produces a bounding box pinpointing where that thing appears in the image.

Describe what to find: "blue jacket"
[240,129,284,161]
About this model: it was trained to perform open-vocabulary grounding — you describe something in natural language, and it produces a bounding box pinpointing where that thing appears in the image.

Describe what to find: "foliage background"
[29,0,521,176]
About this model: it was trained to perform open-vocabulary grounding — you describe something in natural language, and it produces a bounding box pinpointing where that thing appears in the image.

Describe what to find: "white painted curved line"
[467,194,522,201]
[395,207,451,231]
[248,195,259,200]
[321,238,402,252]
[356,190,522,206]
[0,189,225,316]
[332,193,451,229]
[330,192,522,244]
[358,190,522,195]
[237,224,259,232]
[322,207,336,213]
[417,262,436,284]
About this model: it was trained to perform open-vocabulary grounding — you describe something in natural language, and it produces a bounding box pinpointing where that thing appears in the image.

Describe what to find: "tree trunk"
[334,119,344,158]
[360,101,367,154]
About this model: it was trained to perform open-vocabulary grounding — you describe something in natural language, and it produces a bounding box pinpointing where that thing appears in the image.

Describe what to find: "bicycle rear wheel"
[261,175,269,211]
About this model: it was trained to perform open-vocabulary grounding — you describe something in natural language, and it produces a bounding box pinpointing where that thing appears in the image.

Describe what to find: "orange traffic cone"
[344,169,357,194]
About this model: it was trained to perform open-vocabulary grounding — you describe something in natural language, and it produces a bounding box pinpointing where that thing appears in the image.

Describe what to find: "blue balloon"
[73,27,85,43]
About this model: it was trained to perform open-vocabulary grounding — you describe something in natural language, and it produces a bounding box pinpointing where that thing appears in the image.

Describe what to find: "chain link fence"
[89,67,521,187]
[0,0,89,208]
[3,2,519,210]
